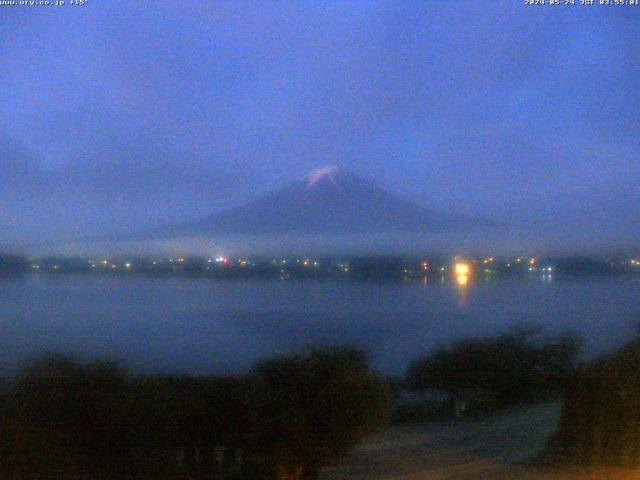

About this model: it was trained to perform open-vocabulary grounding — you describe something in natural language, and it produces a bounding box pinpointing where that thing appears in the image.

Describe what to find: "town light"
[455,263,470,276]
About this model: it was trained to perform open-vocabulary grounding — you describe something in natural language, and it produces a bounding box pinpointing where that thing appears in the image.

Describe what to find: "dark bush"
[406,326,582,410]
[5,354,139,478]
[0,348,390,480]
[555,340,640,466]
[245,346,391,479]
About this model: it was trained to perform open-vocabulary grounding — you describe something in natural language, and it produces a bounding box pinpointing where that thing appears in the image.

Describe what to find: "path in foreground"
[321,403,640,480]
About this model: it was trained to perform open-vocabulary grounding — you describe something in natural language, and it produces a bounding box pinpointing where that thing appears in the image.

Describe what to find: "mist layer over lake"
[1,275,639,377]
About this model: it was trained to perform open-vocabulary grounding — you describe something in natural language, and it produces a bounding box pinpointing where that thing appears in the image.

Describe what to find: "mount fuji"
[159,166,494,238]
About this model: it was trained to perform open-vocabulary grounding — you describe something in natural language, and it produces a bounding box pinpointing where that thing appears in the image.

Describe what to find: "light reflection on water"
[455,274,470,307]
[0,274,639,376]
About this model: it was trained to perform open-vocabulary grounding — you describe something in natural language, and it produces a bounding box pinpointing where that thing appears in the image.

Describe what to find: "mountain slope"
[163,167,493,237]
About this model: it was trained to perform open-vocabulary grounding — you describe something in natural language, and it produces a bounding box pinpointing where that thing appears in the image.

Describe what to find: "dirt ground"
[320,403,640,480]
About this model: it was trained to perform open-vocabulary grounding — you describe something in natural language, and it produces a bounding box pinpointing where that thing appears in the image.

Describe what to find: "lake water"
[1,274,639,377]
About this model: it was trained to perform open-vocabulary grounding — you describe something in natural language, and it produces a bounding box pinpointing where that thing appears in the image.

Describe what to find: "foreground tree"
[246,346,391,479]
[6,354,140,478]
[0,348,390,479]
[555,339,640,466]
[407,326,582,411]
[0,355,249,479]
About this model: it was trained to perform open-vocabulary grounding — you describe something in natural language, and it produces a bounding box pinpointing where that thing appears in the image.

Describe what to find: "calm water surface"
[1,274,639,376]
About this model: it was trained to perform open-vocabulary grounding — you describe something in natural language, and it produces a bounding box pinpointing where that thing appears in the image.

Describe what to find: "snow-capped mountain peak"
[307,165,341,188]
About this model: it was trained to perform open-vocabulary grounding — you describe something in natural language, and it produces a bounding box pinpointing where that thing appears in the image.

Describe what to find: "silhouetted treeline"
[553,256,628,276]
[0,347,390,480]
[406,326,583,414]
[554,338,640,466]
[0,254,27,274]
[348,256,406,281]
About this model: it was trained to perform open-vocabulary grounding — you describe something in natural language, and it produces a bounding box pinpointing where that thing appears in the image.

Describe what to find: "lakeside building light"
[455,263,470,276]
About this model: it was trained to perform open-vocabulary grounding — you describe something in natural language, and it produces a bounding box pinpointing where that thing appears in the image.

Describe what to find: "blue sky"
[1,1,638,250]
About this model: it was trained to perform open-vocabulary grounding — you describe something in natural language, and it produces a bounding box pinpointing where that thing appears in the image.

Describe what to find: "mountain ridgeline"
[161,167,494,238]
